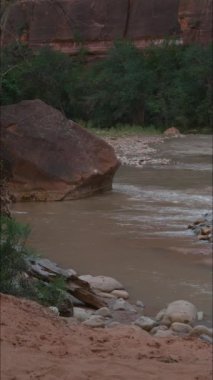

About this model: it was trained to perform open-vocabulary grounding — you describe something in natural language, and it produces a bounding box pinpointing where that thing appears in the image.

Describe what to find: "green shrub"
[0,216,31,294]
[35,277,69,309]
[0,216,70,311]
[85,41,147,127]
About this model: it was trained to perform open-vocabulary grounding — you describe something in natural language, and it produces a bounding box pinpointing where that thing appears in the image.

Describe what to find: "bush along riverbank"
[1,40,212,133]
[1,217,212,344]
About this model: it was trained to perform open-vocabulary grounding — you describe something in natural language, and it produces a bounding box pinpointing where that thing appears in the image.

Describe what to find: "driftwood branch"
[26,258,106,309]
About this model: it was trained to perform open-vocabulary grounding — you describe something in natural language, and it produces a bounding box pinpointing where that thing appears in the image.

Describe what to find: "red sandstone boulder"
[0,100,120,201]
[163,127,181,137]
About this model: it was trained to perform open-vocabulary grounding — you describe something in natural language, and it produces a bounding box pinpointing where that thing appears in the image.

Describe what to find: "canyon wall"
[1,0,212,58]
[178,0,212,44]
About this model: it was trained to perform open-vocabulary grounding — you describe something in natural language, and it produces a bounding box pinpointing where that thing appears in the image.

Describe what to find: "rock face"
[0,0,177,59]
[179,0,212,44]
[0,100,119,201]
[1,0,211,57]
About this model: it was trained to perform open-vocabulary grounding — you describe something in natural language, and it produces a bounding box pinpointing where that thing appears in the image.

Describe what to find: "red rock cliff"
[1,0,212,58]
[179,0,212,44]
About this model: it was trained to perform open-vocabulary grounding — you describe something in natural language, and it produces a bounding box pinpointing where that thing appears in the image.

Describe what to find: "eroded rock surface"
[1,0,180,57]
[1,0,211,59]
[179,0,212,44]
[0,100,119,201]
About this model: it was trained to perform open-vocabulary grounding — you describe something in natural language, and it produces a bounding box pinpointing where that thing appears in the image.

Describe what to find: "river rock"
[190,325,213,338]
[112,299,136,313]
[95,291,116,299]
[111,290,129,299]
[79,275,124,293]
[107,322,121,328]
[82,315,106,328]
[155,308,166,322]
[199,335,213,345]
[136,300,145,308]
[49,306,60,316]
[163,300,197,325]
[171,322,193,334]
[0,100,119,201]
[73,307,95,322]
[95,307,112,318]
[187,213,212,242]
[164,127,181,137]
[197,311,204,321]
[153,329,175,338]
[150,325,168,335]
[29,258,77,278]
[198,234,210,241]
[133,316,156,331]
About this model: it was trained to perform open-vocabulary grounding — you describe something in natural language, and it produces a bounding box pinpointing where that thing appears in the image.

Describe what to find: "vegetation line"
[1,40,212,133]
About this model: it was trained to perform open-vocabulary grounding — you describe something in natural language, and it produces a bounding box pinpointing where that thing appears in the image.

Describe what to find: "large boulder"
[0,100,119,201]
[162,300,197,325]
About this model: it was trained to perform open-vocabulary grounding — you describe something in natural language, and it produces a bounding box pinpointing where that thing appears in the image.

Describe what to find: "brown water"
[12,135,212,324]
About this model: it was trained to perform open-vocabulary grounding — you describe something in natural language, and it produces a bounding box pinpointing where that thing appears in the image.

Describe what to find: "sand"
[1,293,212,380]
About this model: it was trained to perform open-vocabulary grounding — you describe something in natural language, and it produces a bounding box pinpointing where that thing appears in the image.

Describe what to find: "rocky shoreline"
[103,135,169,168]
[102,129,183,168]
[23,256,213,345]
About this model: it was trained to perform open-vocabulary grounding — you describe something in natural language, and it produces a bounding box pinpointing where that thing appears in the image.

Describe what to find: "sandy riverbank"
[1,293,212,380]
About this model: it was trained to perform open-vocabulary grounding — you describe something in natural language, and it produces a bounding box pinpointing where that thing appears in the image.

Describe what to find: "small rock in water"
[136,300,145,308]
[95,307,112,318]
[198,234,210,241]
[111,290,129,299]
[197,311,204,321]
[133,316,156,331]
[95,291,116,299]
[79,275,124,292]
[201,227,212,235]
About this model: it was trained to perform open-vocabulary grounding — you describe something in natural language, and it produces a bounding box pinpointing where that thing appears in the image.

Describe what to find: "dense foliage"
[0,216,69,310]
[0,216,31,294]
[1,40,212,131]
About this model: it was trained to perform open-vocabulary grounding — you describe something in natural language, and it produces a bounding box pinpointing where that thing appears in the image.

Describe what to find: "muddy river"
[12,135,212,324]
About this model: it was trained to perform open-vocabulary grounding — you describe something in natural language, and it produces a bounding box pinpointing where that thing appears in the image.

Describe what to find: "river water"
[12,135,212,324]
